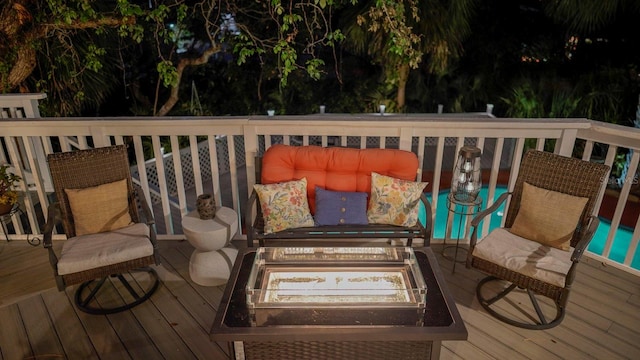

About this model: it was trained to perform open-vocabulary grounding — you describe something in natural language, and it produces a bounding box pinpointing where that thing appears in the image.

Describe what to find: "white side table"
[182,206,238,286]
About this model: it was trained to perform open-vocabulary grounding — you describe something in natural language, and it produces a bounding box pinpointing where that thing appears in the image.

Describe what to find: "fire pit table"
[210,247,467,360]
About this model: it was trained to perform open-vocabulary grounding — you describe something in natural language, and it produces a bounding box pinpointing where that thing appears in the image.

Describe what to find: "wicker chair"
[466,150,610,329]
[43,145,160,314]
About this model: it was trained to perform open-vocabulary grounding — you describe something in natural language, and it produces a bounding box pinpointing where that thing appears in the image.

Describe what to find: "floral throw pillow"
[254,178,315,234]
[367,172,428,227]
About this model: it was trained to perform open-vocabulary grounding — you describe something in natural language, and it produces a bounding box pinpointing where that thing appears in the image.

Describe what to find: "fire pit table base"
[235,340,435,360]
[210,247,467,360]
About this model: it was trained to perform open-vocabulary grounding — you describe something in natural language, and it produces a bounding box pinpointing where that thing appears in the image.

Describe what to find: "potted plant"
[0,164,22,215]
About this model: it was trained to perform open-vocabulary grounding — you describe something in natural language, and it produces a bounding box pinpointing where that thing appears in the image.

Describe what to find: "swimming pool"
[422,186,639,270]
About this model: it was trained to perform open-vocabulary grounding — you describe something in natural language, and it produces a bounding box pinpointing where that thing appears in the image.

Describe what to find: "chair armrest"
[571,215,599,262]
[133,184,158,259]
[133,184,155,226]
[246,190,259,248]
[470,192,511,228]
[564,215,600,287]
[43,203,61,268]
[468,191,512,263]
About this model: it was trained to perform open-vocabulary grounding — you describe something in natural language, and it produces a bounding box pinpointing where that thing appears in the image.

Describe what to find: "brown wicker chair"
[43,145,160,314]
[466,150,610,329]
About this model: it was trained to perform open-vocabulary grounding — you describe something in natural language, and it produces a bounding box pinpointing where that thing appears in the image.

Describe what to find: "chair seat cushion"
[57,223,153,275]
[472,228,573,287]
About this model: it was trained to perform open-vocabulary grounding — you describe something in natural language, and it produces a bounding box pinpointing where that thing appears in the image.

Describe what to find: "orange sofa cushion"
[260,144,419,213]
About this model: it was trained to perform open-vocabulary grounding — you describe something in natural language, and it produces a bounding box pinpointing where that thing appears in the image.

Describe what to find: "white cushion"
[472,228,573,287]
[57,223,153,275]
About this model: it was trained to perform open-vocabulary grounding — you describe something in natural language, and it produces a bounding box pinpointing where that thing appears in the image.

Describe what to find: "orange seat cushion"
[260,144,419,213]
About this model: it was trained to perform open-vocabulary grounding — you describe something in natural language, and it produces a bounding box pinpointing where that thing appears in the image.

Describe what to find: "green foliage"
[3,0,638,124]
[500,78,582,119]
[574,67,630,124]
[1,0,146,115]
[85,45,107,72]
[355,0,422,69]
[234,34,266,66]
[501,81,545,118]
[157,61,179,88]
[305,59,325,81]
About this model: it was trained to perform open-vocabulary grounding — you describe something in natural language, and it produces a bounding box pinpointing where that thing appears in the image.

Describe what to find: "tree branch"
[156,44,222,116]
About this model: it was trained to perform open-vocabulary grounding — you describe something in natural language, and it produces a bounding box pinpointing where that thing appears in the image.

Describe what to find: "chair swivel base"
[75,267,160,315]
[476,276,565,330]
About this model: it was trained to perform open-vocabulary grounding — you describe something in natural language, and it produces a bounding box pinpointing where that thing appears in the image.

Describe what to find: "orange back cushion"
[260,144,419,213]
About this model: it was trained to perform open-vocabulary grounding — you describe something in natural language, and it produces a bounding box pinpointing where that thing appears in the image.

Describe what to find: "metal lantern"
[451,146,482,202]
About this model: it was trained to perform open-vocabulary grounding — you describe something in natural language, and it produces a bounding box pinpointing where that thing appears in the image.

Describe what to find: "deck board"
[0,303,32,359]
[41,288,100,359]
[18,294,66,358]
[68,290,134,360]
[1,240,639,360]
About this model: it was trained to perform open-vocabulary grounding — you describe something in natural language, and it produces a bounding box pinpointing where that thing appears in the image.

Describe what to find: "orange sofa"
[246,144,432,247]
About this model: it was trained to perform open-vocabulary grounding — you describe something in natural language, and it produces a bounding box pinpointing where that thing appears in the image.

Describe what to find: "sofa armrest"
[420,193,433,244]
[246,189,260,248]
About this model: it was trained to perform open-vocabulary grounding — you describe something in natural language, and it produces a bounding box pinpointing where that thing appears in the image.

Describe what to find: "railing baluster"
[0,101,638,275]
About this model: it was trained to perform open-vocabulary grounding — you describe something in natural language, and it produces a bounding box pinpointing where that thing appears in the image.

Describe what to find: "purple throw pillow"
[314,187,369,226]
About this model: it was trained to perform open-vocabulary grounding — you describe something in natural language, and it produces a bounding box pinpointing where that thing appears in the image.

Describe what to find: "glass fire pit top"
[246,247,427,310]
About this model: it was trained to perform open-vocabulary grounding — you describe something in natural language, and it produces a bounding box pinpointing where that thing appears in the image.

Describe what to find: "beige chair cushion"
[509,182,588,250]
[57,223,153,275]
[65,179,133,236]
[473,228,573,287]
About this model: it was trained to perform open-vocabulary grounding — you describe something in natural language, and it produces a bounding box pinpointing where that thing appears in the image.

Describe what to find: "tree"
[0,0,142,115]
[341,0,475,111]
[148,0,350,116]
[1,0,353,116]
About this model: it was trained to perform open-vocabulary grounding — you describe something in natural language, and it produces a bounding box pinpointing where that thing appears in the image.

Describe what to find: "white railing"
[1,97,639,276]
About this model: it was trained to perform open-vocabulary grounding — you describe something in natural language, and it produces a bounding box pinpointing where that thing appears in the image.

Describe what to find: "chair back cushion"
[47,145,138,238]
[260,144,419,213]
[509,182,588,250]
[65,179,134,236]
[505,150,610,248]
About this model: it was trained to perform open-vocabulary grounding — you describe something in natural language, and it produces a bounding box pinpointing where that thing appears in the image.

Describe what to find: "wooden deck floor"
[1,240,639,360]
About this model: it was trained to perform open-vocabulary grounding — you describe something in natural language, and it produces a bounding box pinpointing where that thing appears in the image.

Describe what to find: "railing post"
[90,126,112,148]
[399,127,413,152]
[0,93,50,239]
[555,128,578,156]
[243,124,258,196]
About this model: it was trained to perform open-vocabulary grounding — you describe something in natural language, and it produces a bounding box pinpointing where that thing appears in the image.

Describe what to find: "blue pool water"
[420,186,639,270]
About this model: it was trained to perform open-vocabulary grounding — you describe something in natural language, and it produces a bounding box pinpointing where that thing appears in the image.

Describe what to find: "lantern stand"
[442,146,483,273]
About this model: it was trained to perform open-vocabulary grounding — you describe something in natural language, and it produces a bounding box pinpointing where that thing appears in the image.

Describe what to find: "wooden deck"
[1,239,639,360]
